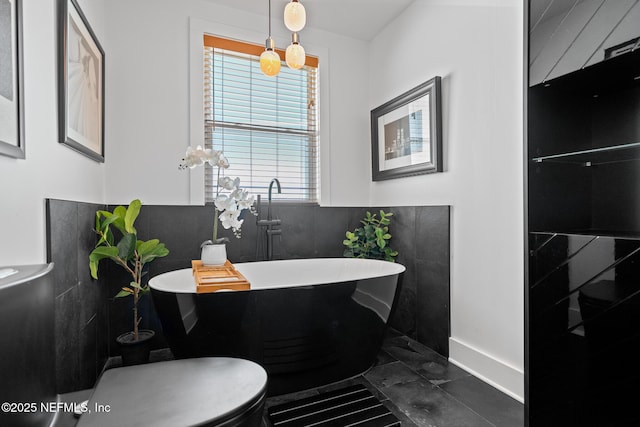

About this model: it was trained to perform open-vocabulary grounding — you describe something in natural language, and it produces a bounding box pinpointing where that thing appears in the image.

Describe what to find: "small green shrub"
[343,210,398,262]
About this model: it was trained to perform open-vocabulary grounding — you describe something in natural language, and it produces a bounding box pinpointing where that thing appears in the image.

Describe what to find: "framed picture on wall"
[57,0,105,162]
[371,76,442,181]
[0,0,25,159]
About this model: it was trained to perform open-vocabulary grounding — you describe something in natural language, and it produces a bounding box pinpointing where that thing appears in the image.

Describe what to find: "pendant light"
[285,32,306,70]
[260,0,281,77]
[284,0,306,32]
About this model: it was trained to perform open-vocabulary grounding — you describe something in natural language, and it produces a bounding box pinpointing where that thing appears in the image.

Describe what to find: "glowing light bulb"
[284,0,306,32]
[260,48,281,77]
[286,33,306,70]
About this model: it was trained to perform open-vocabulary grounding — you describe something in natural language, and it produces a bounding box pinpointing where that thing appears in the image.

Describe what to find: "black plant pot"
[116,329,155,366]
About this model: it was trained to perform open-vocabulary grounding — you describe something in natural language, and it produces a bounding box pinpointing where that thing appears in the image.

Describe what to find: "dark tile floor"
[264,329,524,427]
[59,329,523,427]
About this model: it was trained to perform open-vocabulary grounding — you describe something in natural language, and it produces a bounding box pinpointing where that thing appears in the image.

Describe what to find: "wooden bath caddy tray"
[192,260,250,293]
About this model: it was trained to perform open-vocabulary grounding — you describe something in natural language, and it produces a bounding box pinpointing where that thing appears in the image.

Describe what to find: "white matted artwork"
[371,77,442,181]
[0,0,25,159]
[57,0,104,162]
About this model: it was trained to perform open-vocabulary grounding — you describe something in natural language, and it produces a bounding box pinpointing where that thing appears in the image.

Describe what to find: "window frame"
[188,18,331,206]
[203,35,319,203]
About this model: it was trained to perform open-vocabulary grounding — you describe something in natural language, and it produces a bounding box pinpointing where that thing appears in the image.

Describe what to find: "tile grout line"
[378,341,497,427]
[429,380,498,427]
[358,372,418,427]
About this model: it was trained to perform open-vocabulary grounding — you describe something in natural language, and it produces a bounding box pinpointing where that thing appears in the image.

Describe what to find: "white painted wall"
[0,0,106,266]
[0,0,526,400]
[368,0,525,400]
[103,0,371,207]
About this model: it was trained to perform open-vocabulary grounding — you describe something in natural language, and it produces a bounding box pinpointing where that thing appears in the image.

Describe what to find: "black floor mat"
[267,384,401,427]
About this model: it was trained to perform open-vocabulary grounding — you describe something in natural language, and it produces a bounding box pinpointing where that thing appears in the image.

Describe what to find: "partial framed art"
[0,0,25,159]
[57,0,105,162]
[371,76,442,181]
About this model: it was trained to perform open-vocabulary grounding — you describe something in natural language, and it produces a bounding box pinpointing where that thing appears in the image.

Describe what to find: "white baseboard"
[448,337,524,403]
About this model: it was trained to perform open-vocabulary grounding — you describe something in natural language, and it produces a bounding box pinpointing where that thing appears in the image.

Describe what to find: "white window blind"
[203,36,318,203]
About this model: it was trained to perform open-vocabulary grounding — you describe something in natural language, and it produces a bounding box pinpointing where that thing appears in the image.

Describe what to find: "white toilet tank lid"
[77,357,267,427]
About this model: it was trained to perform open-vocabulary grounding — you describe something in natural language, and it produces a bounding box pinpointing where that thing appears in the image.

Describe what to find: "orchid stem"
[213,208,219,242]
[213,167,221,242]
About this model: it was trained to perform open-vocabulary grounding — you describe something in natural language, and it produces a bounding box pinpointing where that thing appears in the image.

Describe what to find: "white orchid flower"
[214,194,237,212]
[194,145,208,161]
[229,188,255,211]
[179,146,256,239]
[218,176,240,191]
[205,149,222,167]
[179,146,204,169]
[229,188,243,200]
[219,209,243,230]
[217,153,230,169]
[237,194,255,211]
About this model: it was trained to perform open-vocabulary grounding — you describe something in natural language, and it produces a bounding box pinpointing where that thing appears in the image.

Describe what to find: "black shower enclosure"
[525,1,640,425]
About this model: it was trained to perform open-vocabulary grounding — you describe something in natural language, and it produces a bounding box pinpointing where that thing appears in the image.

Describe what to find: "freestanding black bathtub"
[149,258,405,395]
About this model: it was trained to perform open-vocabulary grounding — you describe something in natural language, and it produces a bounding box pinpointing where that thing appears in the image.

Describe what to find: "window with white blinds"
[203,35,319,203]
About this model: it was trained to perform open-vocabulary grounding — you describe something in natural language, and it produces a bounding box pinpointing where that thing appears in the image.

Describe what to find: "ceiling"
[201,0,415,41]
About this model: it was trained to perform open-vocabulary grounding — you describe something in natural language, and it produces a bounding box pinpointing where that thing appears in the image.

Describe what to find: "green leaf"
[101,212,120,229]
[124,199,141,234]
[89,245,119,260]
[117,233,137,260]
[364,225,375,237]
[115,287,133,298]
[343,210,398,261]
[95,211,102,230]
[89,246,119,279]
[95,213,119,247]
[89,260,98,279]
[137,239,159,256]
[106,206,126,234]
[105,228,114,246]
[140,242,169,264]
[129,281,143,290]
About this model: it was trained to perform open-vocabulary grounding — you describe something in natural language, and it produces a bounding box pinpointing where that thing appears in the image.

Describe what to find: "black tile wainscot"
[46,200,450,396]
[137,204,451,358]
[46,199,110,394]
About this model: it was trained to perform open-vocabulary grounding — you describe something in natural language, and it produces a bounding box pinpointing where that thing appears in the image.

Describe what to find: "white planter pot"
[201,243,227,266]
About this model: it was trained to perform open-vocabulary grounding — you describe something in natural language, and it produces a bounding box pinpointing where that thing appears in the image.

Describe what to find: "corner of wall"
[448,337,524,403]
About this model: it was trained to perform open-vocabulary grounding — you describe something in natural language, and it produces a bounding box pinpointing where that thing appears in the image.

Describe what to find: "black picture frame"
[57,0,105,162]
[371,76,442,181]
[0,0,25,159]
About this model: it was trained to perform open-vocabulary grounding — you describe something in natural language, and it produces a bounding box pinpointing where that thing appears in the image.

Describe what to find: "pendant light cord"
[268,0,272,37]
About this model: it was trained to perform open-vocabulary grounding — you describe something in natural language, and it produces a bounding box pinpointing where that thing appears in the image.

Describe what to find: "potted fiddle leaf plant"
[343,210,398,262]
[89,199,169,366]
